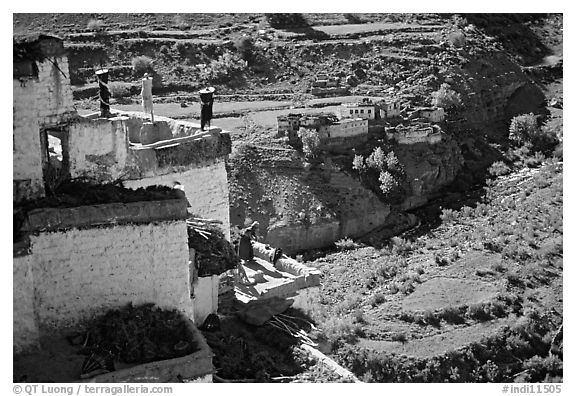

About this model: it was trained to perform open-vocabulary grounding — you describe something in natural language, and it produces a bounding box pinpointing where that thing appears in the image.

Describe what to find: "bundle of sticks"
[186,217,222,239]
[266,313,318,347]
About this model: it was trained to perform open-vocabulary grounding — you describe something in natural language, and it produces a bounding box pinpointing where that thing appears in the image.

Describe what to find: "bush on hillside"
[131,56,154,76]
[488,161,511,177]
[431,83,462,110]
[87,19,105,32]
[109,82,133,99]
[344,14,363,24]
[447,30,467,48]
[509,113,559,155]
[265,13,309,29]
[234,37,255,64]
[199,52,247,84]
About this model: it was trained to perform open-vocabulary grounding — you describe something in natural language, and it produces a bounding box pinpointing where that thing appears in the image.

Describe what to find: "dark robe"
[200,91,214,130]
[238,228,256,261]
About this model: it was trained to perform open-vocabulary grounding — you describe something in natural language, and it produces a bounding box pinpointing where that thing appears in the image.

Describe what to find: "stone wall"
[13,213,193,353]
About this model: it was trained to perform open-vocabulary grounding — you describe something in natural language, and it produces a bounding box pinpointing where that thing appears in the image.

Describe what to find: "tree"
[265,13,308,29]
[431,83,462,110]
[354,147,405,200]
[234,37,255,64]
[379,171,398,195]
[352,154,365,171]
[509,113,559,155]
[132,56,154,76]
[385,151,401,172]
[298,128,321,159]
[509,113,539,145]
[365,147,386,170]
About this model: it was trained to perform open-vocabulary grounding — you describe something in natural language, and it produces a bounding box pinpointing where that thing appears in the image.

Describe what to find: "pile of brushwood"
[187,218,239,277]
[202,315,310,382]
[75,303,198,365]
[14,181,180,241]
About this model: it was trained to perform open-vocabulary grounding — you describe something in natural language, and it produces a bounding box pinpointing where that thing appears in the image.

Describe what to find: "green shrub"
[109,82,133,99]
[322,316,363,344]
[159,45,171,57]
[440,208,457,223]
[265,13,308,29]
[131,56,154,76]
[335,294,363,314]
[509,113,559,155]
[388,283,400,294]
[384,151,401,172]
[398,312,414,322]
[434,254,449,267]
[447,30,466,48]
[173,14,191,30]
[439,306,466,324]
[488,161,511,177]
[352,154,365,171]
[335,237,360,251]
[509,113,539,144]
[399,281,415,295]
[87,19,105,32]
[390,237,413,257]
[365,147,386,170]
[368,293,386,307]
[490,262,507,273]
[199,52,247,84]
[522,355,563,382]
[379,170,398,195]
[390,332,407,343]
[352,309,365,324]
[423,310,440,326]
[234,37,255,63]
[488,301,507,318]
[466,303,492,321]
[343,13,363,24]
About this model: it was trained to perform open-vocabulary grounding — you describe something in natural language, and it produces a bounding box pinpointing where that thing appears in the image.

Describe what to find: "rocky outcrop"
[395,133,464,211]
[442,53,547,138]
[228,146,407,254]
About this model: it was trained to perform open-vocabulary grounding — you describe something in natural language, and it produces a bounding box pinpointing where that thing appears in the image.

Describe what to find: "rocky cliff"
[228,145,416,254]
[395,133,464,210]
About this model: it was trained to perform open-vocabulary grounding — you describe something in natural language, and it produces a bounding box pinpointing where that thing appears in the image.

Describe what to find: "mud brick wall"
[124,159,231,240]
[68,116,137,182]
[266,221,341,254]
[13,78,45,202]
[13,254,40,354]
[13,220,192,353]
[66,115,232,238]
[13,55,75,202]
[35,56,75,127]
